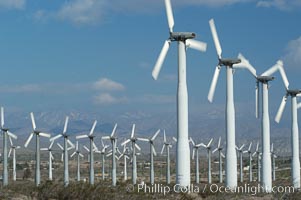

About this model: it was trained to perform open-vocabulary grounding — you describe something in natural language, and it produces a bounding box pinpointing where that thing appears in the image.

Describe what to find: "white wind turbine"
[270,143,277,181]
[121,124,141,185]
[8,136,20,181]
[70,141,84,182]
[274,78,301,188]
[236,144,245,183]
[243,142,253,182]
[1,107,18,186]
[118,144,130,181]
[152,0,207,187]
[212,137,225,183]
[76,120,98,185]
[50,116,74,187]
[189,137,203,184]
[161,130,172,184]
[40,141,55,181]
[106,148,121,181]
[137,129,160,184]
[102,124,118,186]
[252,142,261,182]
[207,18,246,189]
[200,138,214,184]
[236,54,288,191]
[24,112,51,186]
[96,139,109,180]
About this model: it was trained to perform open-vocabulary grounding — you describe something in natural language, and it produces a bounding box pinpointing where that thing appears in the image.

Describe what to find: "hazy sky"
[0,0,300,117]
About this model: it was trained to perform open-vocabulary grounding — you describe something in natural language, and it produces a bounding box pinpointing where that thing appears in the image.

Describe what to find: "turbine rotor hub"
[170,32,195,41]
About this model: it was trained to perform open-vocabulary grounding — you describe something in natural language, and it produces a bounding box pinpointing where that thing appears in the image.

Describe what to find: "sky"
[0,0,300,118]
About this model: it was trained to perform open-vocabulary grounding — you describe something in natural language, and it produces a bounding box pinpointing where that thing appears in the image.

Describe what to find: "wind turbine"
[121,124,141,185]
[236,54,288,191]
[118,144,130,181]
[252,142,261,182]
[270,143,277,181]
[200,138,213,184]
[76,120,98,185]
[207,18,246,189]
[212,137,225,183]
[236,144,245,183]
[189,137,203,184]
[70,141,84,182]
[243,142,253,182]
[1,107,18,186]
[102,124,118,186]
[8,136,20,181]
[273,78,301,188]
[137,129,160,184]
[160,130,172,184]
[151,0,207,187]
[96,139,109,180]
[50,116,74,187]
[24,112,51,186]
[40,141,55,181]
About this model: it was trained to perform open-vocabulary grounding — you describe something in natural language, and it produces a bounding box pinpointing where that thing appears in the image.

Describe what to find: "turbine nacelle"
[256,76,274,83]
[170,32,196,41]
[287,89,301,96]
[219,58,241,67]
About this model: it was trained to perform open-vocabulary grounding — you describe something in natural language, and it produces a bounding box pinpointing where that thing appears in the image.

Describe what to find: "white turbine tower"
[8,136,20,181]
[102,124,118,186]
[274,82,301,188]
[236,144,245,183]
[212,137,225,183]
[189,137,203,184]
[200,138,213,184]
[236,54,289,191]
[70,141,84,182]
[252,142,261,182]
[121,124,141,185]
[207,18,245,189]
[137,129,160,184]
[161,130,172,184]
[40,141,55,181]
[1,107,18,186]
[270,143,277,182]
[76,120,98,185]
[118,144,130,181]
[96,139,109,181]
[243,142,253,182]
[50,116,74,187]
[24,112,51,186]
[152,0,207,187]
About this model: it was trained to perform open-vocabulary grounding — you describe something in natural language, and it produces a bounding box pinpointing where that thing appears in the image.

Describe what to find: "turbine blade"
[7,131,17,140]
[221,152,225,158]
[234,53,257,77]
[50,152,54,160]
[76,141,79,151]
[49,140,54,149]
[186,39,207,52]
[261,60,283,76]
[1,107,4,127]
[151,129,160,141]
[70,152,76,158]
[57,143,64,150]
[89,120,97,136]
[161,145,165,155]
[208,66,221,102]
[209,18,222,59]
[92,141,98,151]
[137,138,149,142]
[248,142,252,151]
[192,148,195,160]
[275,95,287,123]
[278,62,289,90]
[63,116,69,134]
[61,153,63,162]
[76,135,88,139]
[152,40,171,80]
[40,148,48,151]
[67,139,75,148]
[218,137,221,148]
[101,139,105,148]
[298,102,301,109]
[8,148,12,158]
[79,153,84,158]
[83,145,90,152]
[135,143,141,151]
[131,124,136,138]
[207,138,213,147]
[121,139,131,146]
[252,152,256,157]
[164,0,174,33]
[255,81,259,118]
[200,143,206,148]
[24,133,34,147]
[256,142,259,152]
[152,145,157,156]
[271,143,274,152]
[102,136,110,140]
[39,132,51,138]
[30,112,36,130]
[110,123,118,137]
[50,134,62,141]
[9,136,13,146]
[163,130,166,143]
[212,148,218,154]
[106,152,112,157]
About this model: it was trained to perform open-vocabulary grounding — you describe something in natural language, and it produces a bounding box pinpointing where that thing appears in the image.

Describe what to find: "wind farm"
[0,0,300,199]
